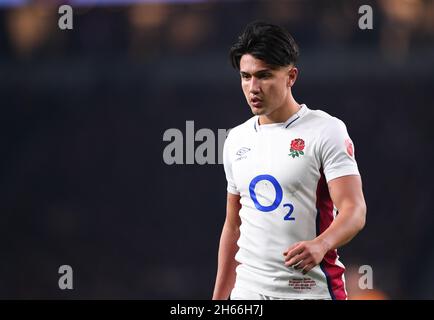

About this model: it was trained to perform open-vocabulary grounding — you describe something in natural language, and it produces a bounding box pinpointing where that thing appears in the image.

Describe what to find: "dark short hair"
[229,21,299,70]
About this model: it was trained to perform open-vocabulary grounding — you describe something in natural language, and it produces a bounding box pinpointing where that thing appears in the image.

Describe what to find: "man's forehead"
[239,54,283,72]
[240,54,270,70]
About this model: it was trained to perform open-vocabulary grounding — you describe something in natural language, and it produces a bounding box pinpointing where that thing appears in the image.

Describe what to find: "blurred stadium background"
[1,0,434,299]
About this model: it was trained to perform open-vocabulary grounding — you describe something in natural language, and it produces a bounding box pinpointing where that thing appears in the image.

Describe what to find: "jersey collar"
[254,104,308,132]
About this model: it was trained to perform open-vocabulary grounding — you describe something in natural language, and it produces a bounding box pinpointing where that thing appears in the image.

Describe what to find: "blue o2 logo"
[249,175,282,212]
[249,174,295,221]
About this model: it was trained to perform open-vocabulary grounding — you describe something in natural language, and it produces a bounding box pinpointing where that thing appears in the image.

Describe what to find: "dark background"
[1,0,434,299]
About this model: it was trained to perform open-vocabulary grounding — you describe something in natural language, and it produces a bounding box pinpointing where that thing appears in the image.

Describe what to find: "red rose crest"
[289,138,305,158]
[345,138,354,157]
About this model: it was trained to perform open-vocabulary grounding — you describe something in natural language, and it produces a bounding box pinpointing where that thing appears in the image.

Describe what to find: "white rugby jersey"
[223,104,360,300]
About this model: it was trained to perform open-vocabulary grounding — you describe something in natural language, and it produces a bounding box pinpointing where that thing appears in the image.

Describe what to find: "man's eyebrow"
[240,69,272,75]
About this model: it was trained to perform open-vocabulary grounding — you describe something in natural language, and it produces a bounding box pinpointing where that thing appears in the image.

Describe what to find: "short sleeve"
[319,118,360,183]
[223,130,240,195]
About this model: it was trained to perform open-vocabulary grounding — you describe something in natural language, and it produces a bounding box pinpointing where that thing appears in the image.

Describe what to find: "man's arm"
[283,175,366,274]
[212,192,242,300]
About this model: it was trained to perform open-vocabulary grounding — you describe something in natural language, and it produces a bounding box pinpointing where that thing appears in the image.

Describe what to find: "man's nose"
[249,77,261,94]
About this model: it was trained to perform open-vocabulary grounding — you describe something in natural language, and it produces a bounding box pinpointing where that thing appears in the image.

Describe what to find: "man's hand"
[283,239,331,275]
[283,176,366,276]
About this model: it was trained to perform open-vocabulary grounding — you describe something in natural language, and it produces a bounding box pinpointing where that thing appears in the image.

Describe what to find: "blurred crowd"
[1,0,434,63]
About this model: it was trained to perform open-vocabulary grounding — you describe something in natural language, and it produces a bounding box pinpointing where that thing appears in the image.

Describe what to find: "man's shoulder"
[227,116,256,138]
[303,106,346,130]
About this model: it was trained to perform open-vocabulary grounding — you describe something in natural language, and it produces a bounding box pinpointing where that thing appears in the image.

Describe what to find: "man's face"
[239,54,296,118]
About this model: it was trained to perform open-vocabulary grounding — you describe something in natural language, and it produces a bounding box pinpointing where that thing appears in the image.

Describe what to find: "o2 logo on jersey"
[249,174,295,221]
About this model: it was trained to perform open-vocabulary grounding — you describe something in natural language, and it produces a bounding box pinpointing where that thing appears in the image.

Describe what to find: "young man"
[212,21,367,300]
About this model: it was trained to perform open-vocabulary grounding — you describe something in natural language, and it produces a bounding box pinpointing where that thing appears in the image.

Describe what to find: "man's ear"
[287,67,298,87]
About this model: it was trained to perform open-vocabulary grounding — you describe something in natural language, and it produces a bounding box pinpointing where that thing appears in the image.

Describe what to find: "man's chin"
[251,107,266,115]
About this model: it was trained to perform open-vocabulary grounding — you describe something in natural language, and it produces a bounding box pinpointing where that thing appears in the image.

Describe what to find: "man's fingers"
[294,258,313,270]
[283,242,300,256]
[284,243,304,261]
[292,257,313,270]
[302,263,316,275]
[283,240,322,273]
[285,251,309,267]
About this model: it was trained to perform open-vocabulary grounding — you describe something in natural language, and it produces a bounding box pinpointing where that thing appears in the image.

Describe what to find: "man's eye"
[241,74,250,79]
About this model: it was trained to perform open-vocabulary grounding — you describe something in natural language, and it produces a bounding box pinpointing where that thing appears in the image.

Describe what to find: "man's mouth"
[250,97,263,108]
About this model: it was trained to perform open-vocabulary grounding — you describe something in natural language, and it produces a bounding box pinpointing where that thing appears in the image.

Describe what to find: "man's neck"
[258,99,300,125]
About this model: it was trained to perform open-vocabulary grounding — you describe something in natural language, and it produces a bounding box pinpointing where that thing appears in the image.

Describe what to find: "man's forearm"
[316,202,366,251]
[212,224,240,300]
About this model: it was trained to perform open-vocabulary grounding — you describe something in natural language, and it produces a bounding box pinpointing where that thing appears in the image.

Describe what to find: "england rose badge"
[289,138,305,158]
